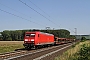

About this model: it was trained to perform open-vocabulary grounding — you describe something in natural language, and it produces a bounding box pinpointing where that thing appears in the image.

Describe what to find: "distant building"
[73,35,90,40]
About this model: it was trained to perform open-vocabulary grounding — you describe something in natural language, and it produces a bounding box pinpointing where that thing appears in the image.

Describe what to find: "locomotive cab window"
[30,34,35,37]
[26,34,30,37]
[25,34,35,37]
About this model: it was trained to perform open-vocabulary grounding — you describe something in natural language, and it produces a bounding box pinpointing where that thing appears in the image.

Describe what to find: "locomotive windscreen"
[25,34,35,37]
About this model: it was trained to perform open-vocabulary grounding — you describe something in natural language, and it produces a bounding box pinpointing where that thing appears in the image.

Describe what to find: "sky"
[0,0,90,35]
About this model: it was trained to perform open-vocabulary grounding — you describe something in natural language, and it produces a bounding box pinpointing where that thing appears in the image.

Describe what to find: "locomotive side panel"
[35,32,54,45]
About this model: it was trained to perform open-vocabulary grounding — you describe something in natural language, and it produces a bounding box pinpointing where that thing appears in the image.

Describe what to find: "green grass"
[55,40,90,60]
[0,41,24,53]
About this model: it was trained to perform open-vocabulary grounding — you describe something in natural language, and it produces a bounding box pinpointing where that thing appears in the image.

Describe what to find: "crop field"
[55,40,90,60]
[0,41,24,53]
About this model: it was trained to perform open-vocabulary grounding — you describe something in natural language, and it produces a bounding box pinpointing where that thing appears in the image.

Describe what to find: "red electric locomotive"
[23,31,55,49]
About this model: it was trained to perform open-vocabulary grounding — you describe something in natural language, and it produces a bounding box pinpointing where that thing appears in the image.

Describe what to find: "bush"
[77,44,90,60]
[81,37,86,42]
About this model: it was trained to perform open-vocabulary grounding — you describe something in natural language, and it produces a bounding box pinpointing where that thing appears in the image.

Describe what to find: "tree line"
[0,29,76,41]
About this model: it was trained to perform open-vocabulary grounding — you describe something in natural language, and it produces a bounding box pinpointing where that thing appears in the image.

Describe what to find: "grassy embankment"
[0,41,24,53]
[55,40,90,60]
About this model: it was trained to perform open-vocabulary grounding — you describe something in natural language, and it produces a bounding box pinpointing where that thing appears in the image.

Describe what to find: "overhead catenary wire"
[0,2,49,27]
[28,0,50,17]
[19,0,75,33]
[67,28,76,34]
[19,0,76,33]
[19,0,61,28]
[29,0,75,33]
[0,1,76,33]
[29,0,63,28]
[0,2,33,19]
[0,8,46,27]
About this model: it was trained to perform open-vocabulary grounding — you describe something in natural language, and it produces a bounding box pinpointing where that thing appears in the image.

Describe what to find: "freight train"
[23,31,75,49]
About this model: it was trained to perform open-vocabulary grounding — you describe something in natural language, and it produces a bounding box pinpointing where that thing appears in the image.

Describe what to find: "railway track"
[0,51,27,59]
[0,43,75,60]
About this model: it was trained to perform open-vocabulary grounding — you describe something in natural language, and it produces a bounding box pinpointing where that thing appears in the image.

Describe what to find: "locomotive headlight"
[31,39,34,41]
[25,39,28,41]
